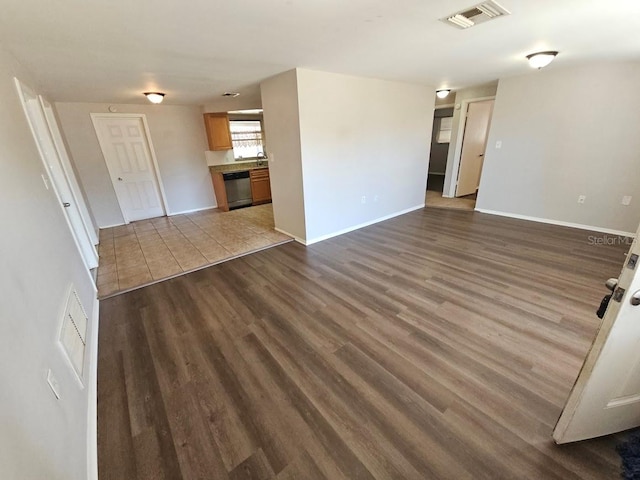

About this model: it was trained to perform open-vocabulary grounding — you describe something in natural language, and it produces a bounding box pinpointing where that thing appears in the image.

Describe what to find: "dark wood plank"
[228,448,275,480]
[98,207,629,479]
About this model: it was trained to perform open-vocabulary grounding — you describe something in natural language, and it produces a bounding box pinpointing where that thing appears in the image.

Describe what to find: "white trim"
[90,113,170,224]
[435,103,455,109]
[475,208,636,237]
[168,205,217,216]
[274,227,307,245]
[39,96,99,246]
[14,78,99,278]
[443,95,496,198]
[304,204,426,246]
[139,116,171,214]
[86,296,100,480]
[98,222,126,229]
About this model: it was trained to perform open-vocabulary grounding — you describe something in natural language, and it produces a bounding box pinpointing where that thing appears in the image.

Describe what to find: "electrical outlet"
[361,196,366,204]
[495,140,502,149]
[622,196,632,206]
[578,195,586,204]
[47,369,61,399]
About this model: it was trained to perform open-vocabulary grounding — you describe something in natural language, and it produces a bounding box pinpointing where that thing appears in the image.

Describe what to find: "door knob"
[62,202,71,208]
[631,290,640,306]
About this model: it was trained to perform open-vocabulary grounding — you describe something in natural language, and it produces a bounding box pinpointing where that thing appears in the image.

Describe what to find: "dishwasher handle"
[222,170,250,181]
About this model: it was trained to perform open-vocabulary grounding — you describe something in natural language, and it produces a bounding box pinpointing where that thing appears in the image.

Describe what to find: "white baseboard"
[305,204,426,246]
[98,222,125,229]
[168,205,217,216]
[475,208,636,237]
[274,227,307,245]
[86,296,100,480]
[98,205,218,229]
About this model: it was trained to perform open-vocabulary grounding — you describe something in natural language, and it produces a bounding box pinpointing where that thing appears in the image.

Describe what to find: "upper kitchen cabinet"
[203,113,232,150]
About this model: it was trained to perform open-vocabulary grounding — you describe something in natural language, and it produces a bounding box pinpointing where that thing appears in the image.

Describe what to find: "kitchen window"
[230,120,265,159]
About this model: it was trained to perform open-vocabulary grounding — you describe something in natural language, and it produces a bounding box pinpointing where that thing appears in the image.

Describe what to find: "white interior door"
[455,100,494,197]
[554,222,640,443]
[39,96,98,246]
[14,78,99,271]
[92,115,166,223]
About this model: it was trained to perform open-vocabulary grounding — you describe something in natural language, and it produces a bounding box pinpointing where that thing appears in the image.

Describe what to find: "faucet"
[256,152,267,166]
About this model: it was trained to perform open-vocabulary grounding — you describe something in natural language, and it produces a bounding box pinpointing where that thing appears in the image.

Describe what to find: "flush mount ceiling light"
[436,89,451,99]
[144,92,165,104]
[526,51,559,69]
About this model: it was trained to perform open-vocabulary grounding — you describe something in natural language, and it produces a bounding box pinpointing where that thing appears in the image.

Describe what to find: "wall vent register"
[442,0,510,29]
[59,287,88,382]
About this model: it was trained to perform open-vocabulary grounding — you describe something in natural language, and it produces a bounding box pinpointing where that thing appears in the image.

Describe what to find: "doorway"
[15,78,99,271]
[426,96,495,211]
[455,99,494,198]
[91,114,168,223]
[426,105,477,211]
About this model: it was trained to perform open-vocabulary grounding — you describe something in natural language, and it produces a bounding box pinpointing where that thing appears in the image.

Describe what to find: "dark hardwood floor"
[98,207,630,479]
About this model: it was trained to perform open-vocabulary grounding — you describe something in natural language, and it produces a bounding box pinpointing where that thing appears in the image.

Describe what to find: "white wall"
[477,62,640,234]
[442,82,498,196]
[261,70,307,241]
[55,102,215,227]
[296,69,434,243]
[0,46,98,480]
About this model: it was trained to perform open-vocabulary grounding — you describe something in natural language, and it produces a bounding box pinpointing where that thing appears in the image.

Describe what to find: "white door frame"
[14,78,99,275]
[442,95,495,198]
[39,96,98,245]
[90,113,170,224]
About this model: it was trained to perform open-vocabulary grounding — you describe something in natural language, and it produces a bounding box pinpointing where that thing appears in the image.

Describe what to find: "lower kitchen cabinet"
[250,168,272,205]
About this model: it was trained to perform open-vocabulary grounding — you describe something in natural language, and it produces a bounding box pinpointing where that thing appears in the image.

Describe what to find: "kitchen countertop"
[209,162,268,173]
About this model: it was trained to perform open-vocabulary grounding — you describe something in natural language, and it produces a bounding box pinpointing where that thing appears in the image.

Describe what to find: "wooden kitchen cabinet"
[250,168,272,205]
[210,171,229,211]
[203,113,232,151]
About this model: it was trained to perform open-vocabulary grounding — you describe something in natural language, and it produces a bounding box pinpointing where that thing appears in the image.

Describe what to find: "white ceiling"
[1,0,639,106]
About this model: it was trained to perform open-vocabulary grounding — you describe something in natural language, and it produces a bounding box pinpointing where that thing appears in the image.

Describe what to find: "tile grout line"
[172,214,229,262]
[130,223,156,283]
[158,216,199,272]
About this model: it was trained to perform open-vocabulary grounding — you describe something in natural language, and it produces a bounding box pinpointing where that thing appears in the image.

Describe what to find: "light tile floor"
[96,204,291,298]
[425,190,476,210]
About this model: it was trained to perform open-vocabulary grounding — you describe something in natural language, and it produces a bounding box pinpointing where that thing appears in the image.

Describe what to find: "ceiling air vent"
[442,0,510,29]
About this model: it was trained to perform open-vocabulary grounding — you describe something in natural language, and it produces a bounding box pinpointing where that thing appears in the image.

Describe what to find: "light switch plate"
[622,196,632,206]
[495,141,502,149]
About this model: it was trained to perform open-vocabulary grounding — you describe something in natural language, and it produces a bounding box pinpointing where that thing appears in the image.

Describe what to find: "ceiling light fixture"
[526,51,558,69]
[436,89,451,99]
[144,92,165,104]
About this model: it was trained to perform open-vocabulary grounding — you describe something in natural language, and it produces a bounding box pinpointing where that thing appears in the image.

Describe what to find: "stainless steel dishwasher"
[223,170,253,210]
